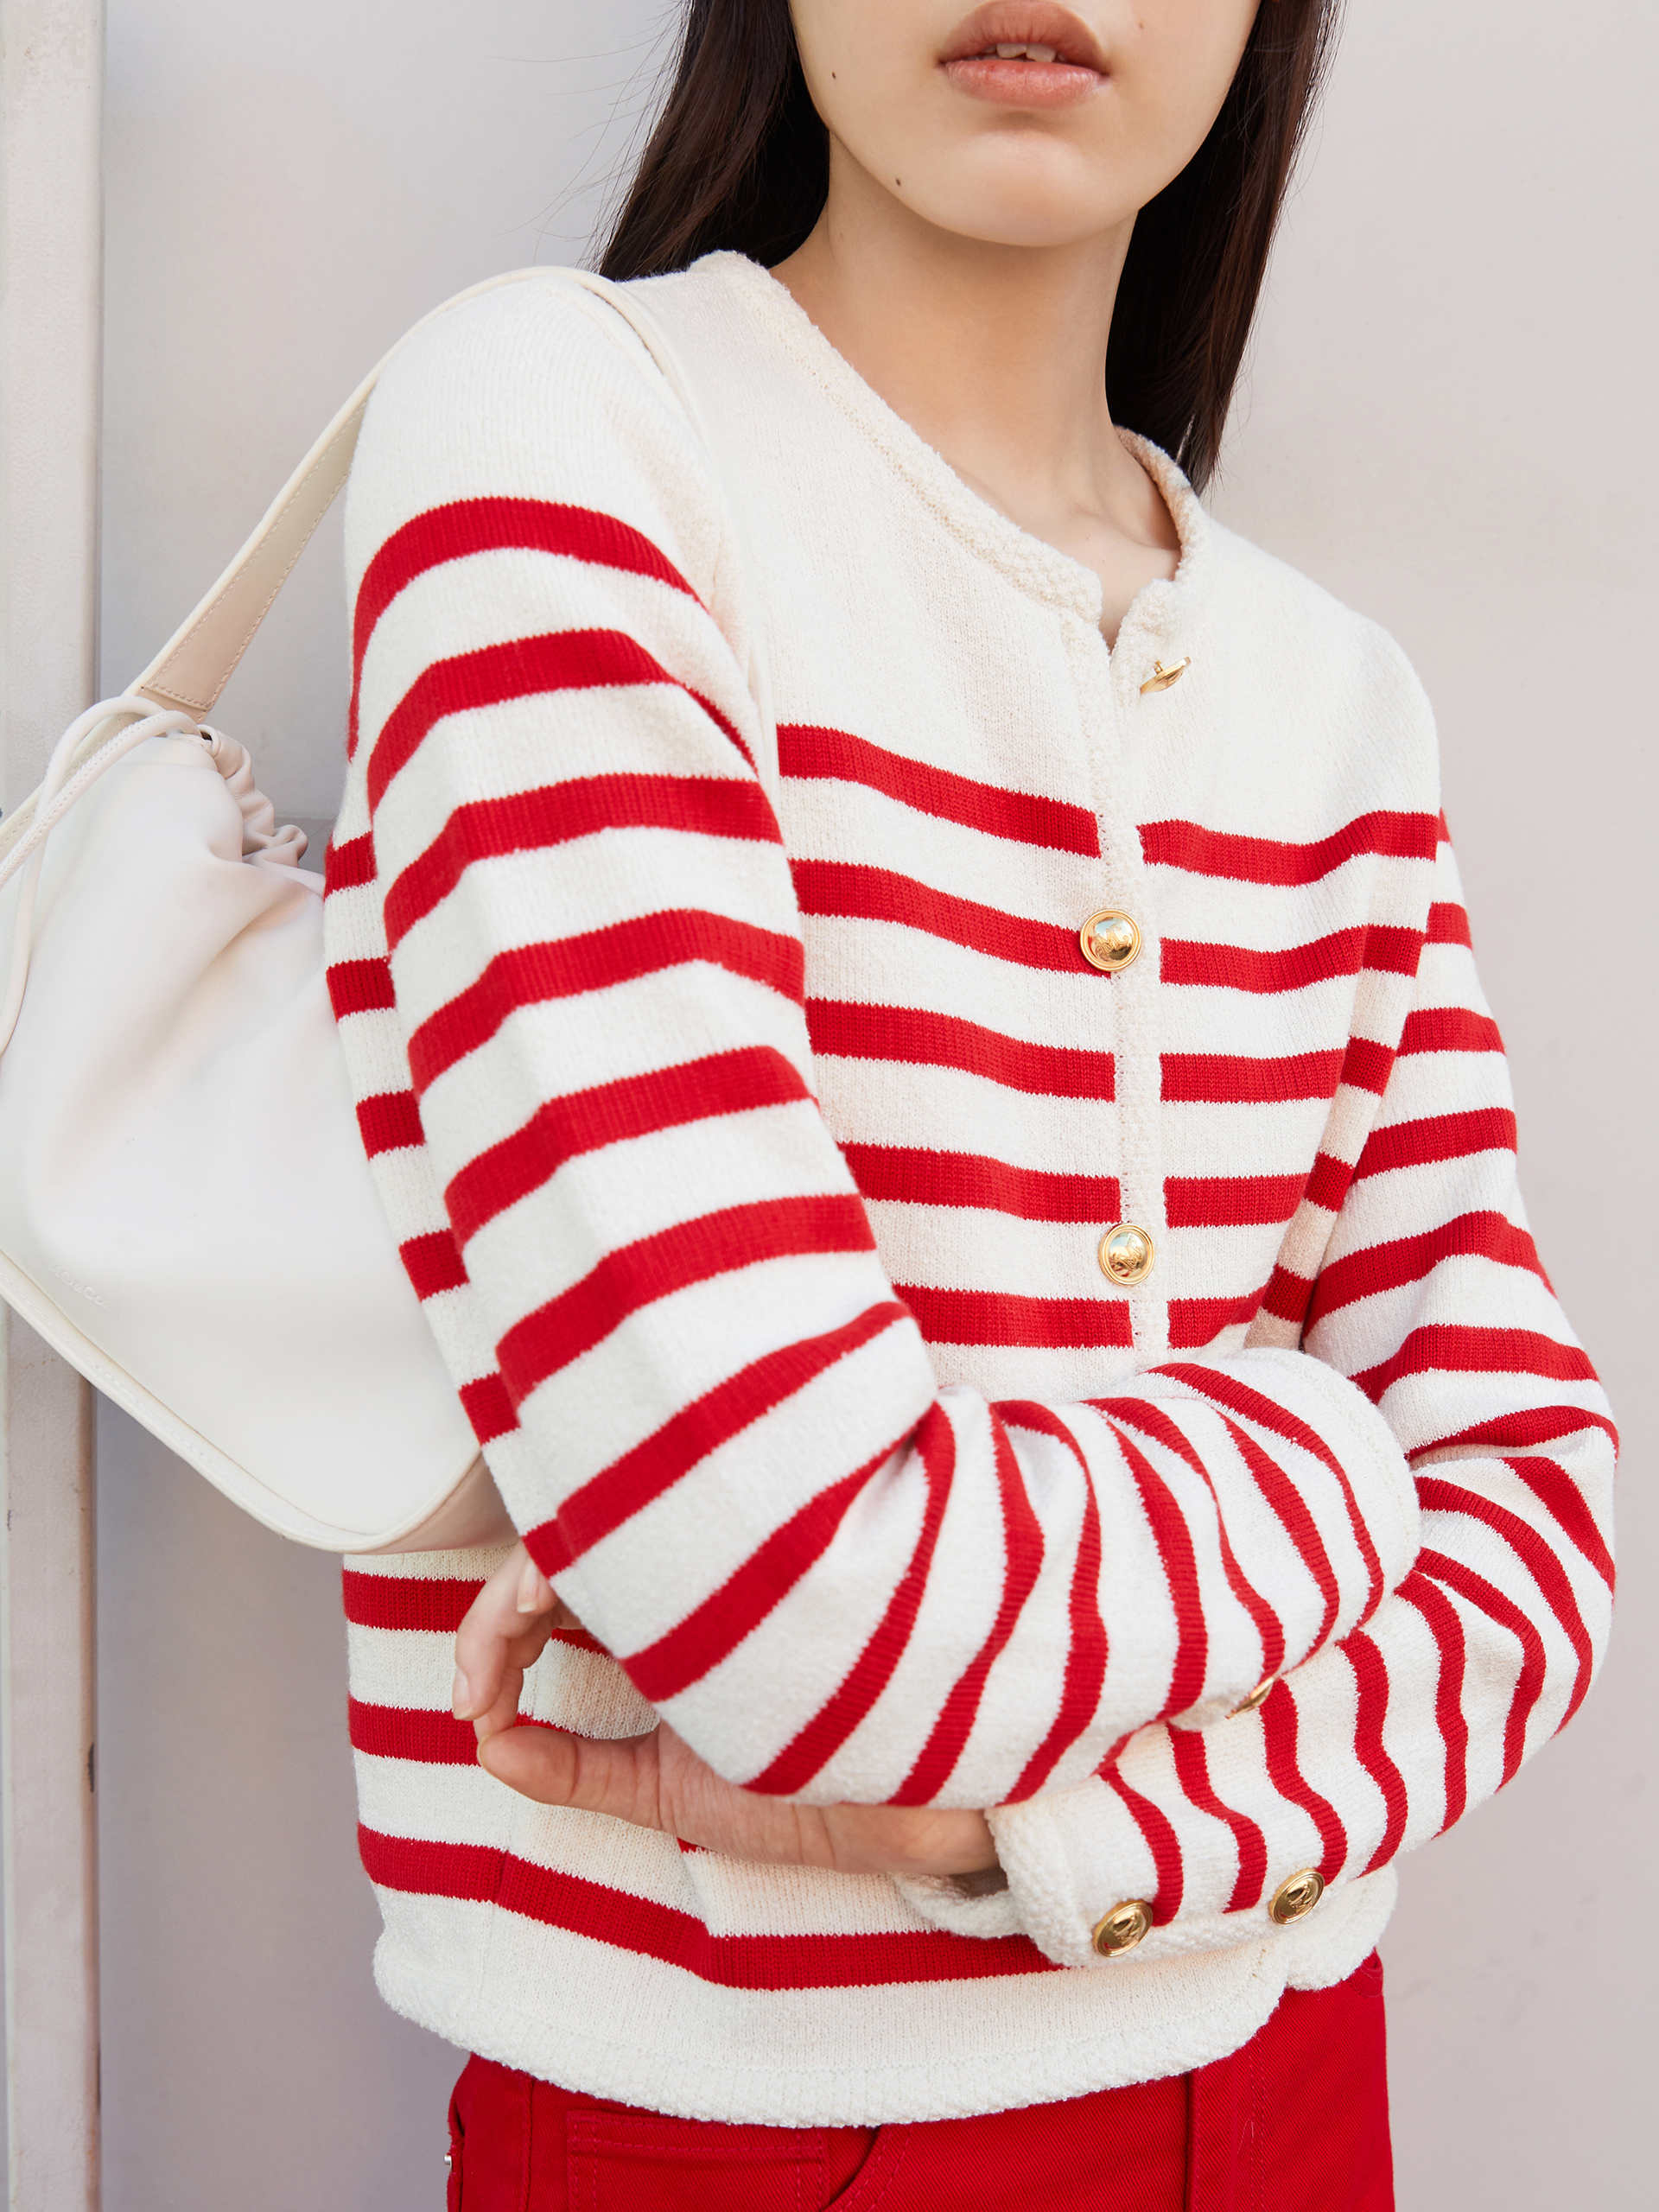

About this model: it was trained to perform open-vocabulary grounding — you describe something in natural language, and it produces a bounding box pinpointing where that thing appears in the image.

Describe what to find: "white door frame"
[0,3,105,2207]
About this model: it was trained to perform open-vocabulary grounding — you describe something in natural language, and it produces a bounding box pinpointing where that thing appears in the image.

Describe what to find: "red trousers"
[444,1953,1390,2210]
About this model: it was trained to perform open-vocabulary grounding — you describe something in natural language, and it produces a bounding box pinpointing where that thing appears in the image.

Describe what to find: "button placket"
[1065,617,1168,1357]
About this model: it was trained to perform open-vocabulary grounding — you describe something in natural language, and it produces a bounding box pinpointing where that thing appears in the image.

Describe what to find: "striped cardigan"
[321,251,1616,2123]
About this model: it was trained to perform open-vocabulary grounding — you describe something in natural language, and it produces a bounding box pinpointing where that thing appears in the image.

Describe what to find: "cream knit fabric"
[321,253,1615,2122]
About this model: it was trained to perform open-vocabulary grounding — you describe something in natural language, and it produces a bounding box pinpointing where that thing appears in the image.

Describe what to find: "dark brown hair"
[597,2,1344,490]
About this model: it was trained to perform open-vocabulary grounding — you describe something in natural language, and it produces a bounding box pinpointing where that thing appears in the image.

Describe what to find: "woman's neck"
[769,150,1179,642]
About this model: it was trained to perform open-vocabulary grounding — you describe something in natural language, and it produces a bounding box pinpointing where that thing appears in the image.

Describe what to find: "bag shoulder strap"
[133,264,703,717]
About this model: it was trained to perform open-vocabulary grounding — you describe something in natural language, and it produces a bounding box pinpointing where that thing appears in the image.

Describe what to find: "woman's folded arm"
[902,833,1616,1961]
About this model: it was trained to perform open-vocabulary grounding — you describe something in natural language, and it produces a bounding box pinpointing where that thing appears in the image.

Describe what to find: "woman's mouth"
[938,4,1109,111]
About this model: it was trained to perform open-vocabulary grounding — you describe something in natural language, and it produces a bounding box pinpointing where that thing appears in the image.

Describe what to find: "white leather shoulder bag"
[0,267,711,1552]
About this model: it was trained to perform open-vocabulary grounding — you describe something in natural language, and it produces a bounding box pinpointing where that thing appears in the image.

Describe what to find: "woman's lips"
[940,54,1105,110]
[938,2,1109,104]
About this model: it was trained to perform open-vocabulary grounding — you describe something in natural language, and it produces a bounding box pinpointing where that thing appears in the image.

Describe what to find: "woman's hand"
[453,1543,1001,1880]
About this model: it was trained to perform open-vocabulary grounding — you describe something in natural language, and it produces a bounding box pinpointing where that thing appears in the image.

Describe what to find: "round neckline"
[696,247,1212,653]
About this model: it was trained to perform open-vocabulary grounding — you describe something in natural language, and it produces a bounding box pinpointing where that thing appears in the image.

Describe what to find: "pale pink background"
[23,3,1649,2203]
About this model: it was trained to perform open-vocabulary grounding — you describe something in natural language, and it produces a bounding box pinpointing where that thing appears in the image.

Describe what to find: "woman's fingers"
[478,1722,665,1833]
[474,1716,1001,1880]
[453,1541,572,1726]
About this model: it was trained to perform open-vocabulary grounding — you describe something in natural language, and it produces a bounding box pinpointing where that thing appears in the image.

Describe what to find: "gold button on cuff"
[1230,1675,1276,1719]
[1092,1899,1153,1957]
[1140,656,1191,695]
[1079,908,1142,974]
[1098,1223,1155,1287]
[1268,1868,1325,1926]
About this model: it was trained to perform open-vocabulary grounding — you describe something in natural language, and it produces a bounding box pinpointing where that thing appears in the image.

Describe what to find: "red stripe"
[1259,1264,1313,1331]
[792,860,1081,973]
[1160,1362,1389,1627]
[385,773,782,950]
[1426,901,1472,946]
[1353,1108,1516,1183]
[349,497,697,754]
[1095,1399,1286,1679]
[409,912,804,1090]
[1502,1456,1614,1592]
[460,1372,518,1446]
[497,1195,875,1409]
[622,1452,890,1704]
[1169,1728,1268,1912]
[341,1570,485,1632]
[1168,1292,1265,1349]
[1260,1684,1347,1879]
[1420,1549,1548,1786]
[324,831,377,892]
[1421,1404,1618,1459]
[1398,1006,1503,1057]
[1162,925,1421,997]
[1340,1035,1395,1096]
[1219,1416,1343,1655]
[400,1229,468,1300]
[349,1699,479,1765]
[893,1421,1046,1803]
[1303,1150,1351,1213]
[747,1407,958,1796]
[348,1700,591,1765]
[533,1302,911,1572]
[1140,811,1439,886]
[1355,1324,1598,1405]
[810,1000,1115,1100]
[1165,1174,1306,1229]
[356,1089,424,1157]
[844,1145,1119,1224]
[1103,1423,1208,1720]
[996,1405,1109,1801]
[778,722,1099,855]
[1309,1211,1548,1328]
[1417,1483,1595,1727]
[446,1048,811,1247]
[367,628,747,816]
[1160,1050,1343,1104]
[357,1827,1056,1987]
[1343,1630,1408,1876]
[1395,1569,1468,1830]
[1101,1767,1185,1923]
[327,956,397,1020]
[896,1284,1133,1351]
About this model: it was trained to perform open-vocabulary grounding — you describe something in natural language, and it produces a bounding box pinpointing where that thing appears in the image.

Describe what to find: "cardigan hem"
[367,1869,1395,2126]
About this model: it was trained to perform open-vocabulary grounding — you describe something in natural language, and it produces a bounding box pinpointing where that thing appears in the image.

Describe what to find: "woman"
[323,2,1617,2203]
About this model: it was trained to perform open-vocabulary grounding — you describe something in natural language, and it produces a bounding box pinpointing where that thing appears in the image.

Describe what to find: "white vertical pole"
[0,4,105,2209]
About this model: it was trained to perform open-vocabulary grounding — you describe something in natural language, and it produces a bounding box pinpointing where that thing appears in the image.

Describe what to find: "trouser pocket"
[566,2110,878,2211]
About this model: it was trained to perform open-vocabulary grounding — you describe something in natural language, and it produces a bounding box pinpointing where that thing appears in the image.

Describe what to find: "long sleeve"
[945,829,1617,1966]
[327,279,1425,1812]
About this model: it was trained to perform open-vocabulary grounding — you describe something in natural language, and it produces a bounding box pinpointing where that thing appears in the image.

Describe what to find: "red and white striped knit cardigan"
[321,252,1616,2124]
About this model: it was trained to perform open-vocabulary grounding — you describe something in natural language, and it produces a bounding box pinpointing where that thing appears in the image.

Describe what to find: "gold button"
[1140,657,1190,695]
[1092,1899,1153,1957]
[1268,1868,1325,1925]
[1097,1223,1155,1287]
[1079,908,1141,974]
[1230,1675,1276,1718]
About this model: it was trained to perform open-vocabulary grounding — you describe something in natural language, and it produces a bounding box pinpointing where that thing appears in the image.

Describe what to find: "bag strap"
[0,264,722,866]
[135,264,713,715]
[0,265,756,1058]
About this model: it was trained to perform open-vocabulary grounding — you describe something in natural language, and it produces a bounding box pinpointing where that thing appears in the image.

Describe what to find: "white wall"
[70,2,1657,2204]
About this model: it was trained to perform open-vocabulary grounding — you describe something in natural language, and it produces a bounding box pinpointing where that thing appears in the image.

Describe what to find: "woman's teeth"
[989,43,1061,61]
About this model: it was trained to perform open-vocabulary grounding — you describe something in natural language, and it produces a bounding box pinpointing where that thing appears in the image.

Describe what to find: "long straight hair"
[597,2,1344,491]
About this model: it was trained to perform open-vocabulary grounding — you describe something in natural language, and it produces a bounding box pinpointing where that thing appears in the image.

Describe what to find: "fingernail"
[515,1554,545,1614]
[451,1668,473,1718]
